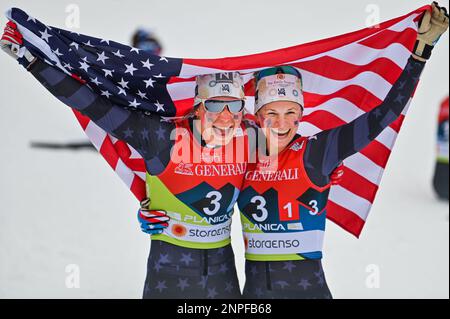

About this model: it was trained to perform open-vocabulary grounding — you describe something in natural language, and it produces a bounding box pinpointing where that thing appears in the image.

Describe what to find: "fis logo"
[290,141,304,152]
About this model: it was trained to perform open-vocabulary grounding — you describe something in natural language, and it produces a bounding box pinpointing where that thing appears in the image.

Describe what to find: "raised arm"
[304,56,424,185]
[303,3,448,187]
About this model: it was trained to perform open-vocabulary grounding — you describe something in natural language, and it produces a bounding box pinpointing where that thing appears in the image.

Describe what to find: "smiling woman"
[238,46,433,298]
[236,4,449,297]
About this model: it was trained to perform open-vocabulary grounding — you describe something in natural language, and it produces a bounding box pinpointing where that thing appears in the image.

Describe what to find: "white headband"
[194,72,245,106]
[255,73,304,113]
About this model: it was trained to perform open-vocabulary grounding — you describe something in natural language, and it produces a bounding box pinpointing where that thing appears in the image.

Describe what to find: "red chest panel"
[158,120,249,195]
[242,137,329,222]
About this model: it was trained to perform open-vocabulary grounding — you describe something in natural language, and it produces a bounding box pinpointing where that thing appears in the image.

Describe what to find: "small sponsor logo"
[243,223,286,232]
[247,238,301,250]
[221,84,231,94]
[290,141,304,152]
[216,73,234,84]
[245,168,299,182]
[172,224,187,237]
[277,88,286,96]
[174,162,194,176]
[287,223,304,231]
[175,163,247,177]
[188,225,231,238]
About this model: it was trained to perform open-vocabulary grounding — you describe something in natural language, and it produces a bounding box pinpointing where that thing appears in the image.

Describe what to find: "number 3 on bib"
[250,196,269,222]
[203,191,222,216]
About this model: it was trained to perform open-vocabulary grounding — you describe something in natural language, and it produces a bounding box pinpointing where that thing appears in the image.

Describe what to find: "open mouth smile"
[270,128,291,138]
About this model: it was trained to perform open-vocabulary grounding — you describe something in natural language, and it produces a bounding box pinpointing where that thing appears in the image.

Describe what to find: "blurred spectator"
[433,96,449,200]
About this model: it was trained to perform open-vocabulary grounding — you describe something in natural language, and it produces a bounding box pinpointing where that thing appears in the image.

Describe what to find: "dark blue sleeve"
[304,56,425,186]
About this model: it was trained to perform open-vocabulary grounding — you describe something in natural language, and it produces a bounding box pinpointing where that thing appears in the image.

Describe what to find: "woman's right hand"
[1,21,22,57]
[138,198,170,235]
[1,20,35,67]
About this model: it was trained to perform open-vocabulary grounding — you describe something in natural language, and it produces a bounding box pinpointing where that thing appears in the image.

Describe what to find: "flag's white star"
[96,51,109,64]
[39,29,52,42]
[117,86,127,96]
[27,16,36,23]
[70,42,79,50]
[101,90,112,98]
[130,47,140,54]
[154,73,165,79]
[100,39,110,45]
[155,101,165,112]
[53,48,63,57]
[143,78,155,88]
[129,99,141,108]
[90,77,102,86]
[82,56,89,62]
[63,63,73,71]
[102,69,114,77]
[159,56,169,63]
[118,78,129,89]
[141,59,154,70]
[160,116,171,123]
[113,50,125,58]
[83,40,94,47]
[124,63,138,75]
[79,61,90,72]
[137,90,148,99]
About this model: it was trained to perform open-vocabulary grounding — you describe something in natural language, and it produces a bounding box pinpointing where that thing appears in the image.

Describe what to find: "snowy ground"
[0,0,448,299]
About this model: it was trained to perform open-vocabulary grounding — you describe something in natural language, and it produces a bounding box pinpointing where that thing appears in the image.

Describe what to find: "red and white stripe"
[64,6,428,237]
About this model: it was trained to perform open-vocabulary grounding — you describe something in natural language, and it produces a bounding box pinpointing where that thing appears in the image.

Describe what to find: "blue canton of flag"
[8,7,183,116]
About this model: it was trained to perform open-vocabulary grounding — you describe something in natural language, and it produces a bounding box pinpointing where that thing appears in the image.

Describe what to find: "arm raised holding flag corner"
[238,2,448,299]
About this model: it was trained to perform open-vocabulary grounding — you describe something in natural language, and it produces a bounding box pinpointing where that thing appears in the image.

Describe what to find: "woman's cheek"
[264,118,273,128]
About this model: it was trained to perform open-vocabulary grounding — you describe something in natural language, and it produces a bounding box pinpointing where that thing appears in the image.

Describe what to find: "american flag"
[6,6,429,237]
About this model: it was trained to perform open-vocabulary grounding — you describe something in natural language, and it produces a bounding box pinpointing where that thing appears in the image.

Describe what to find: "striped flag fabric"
[6,5,429,237]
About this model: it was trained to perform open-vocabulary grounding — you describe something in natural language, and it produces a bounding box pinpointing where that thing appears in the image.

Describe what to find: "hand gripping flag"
[6,6,430,237]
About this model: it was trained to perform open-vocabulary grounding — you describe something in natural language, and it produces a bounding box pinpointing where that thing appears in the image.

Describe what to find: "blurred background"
[0,0,448,298]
